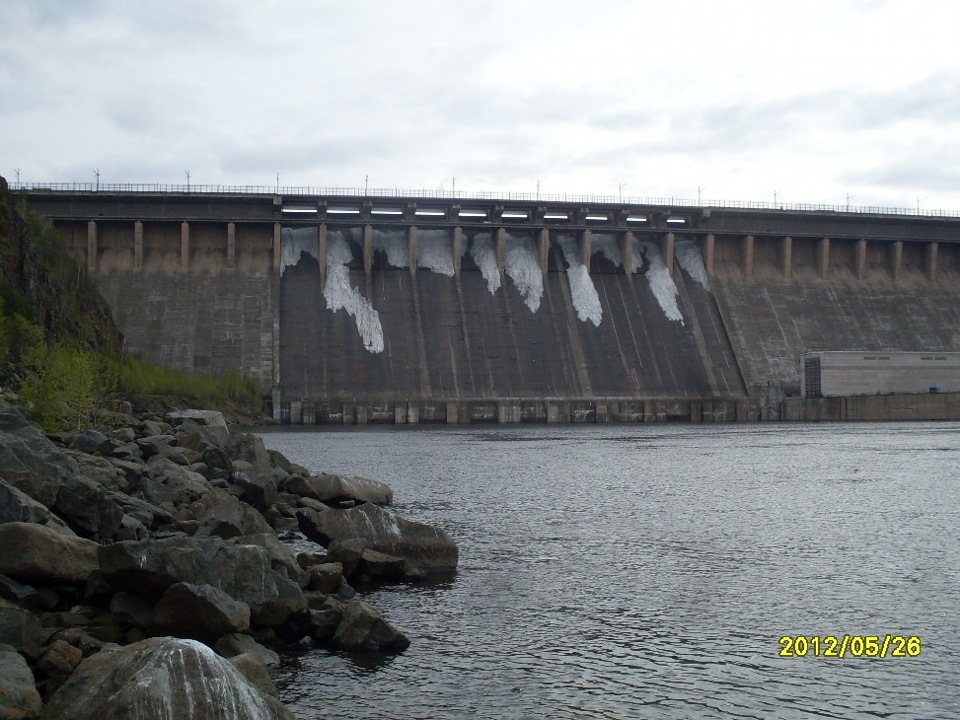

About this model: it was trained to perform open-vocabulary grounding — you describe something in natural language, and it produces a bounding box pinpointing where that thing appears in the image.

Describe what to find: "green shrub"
[19,343,113,432]
[117,356,262,409]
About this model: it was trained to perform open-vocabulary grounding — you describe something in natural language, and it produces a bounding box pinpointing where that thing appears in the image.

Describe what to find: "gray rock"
[230,465,278,511]
[39,636,295,720]
[221,434,273,478]
[0,644,42,719]
[98,536,306,627]
[284,472,394,506]
[333,598,410,653]
[108,427,136,443]
[213,633,280,666]
[0,523,100,585]
[108,592,155,629]
[152,582,251,641]
[0,600,44,659]
[166,409,229,432]
[54,472,124,539]
[0,407,80,509]
[136,419,173,438]
[298,503,458,576]
[64,451,128,492]
[228,652,280,698]
[69,430,109,456]
[36,639,83,697]
[306,562,343,593]
[0,574,42,610]
[306,601,341,643]
[0,478,72,533]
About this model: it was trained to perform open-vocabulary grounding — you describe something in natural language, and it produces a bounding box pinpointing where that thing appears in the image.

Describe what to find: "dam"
[22,185,960,423]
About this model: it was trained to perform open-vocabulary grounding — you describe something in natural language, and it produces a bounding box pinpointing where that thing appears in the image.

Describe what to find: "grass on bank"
[6,333,264,433]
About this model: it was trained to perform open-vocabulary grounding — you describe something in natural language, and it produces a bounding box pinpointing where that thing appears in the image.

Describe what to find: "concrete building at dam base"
[22,185,960,424]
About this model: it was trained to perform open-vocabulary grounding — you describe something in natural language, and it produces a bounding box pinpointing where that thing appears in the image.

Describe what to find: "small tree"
[19,343,102,432]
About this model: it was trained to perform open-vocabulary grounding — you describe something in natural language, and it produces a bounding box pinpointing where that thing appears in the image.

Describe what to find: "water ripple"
[263,423,960,720]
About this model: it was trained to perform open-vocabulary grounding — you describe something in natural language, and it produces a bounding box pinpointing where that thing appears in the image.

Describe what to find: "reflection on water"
[261,423,960,720]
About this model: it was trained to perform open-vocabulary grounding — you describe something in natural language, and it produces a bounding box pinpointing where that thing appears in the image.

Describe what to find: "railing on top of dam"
[13,182,960,219]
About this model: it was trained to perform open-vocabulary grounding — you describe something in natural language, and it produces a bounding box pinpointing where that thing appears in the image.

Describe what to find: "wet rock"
[40,636,295,720]
[333,598,410,653]
[297,502,458,576]
[151,582,251,641]
[0,643,42,719]
[0,523,99,585]
[284,473,393,506]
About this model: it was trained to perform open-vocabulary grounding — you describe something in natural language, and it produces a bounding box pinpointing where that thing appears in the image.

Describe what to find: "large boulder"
[0,408,77,507]
[0,601,44,660]
[333,598,410,653]
[0,523,99,585]
[226,434,273,477]
[297,503,458,575]
[0,479,74,535]
[284,473,393,506]
[0,409,124,540]
[151,582,251,641]
[40,636,295,720]
[166,409,229,433]
[0,644,42,719]
[98,536,306,626]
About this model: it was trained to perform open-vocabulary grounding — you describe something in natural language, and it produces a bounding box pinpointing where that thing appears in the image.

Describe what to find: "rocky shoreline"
[0,403,458,719]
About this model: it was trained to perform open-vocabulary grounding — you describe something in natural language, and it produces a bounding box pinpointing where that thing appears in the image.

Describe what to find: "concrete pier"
[180,222,190,272]
[227,222,236,269]
[134,221,143,271]
[781,236,792,279]
[817,237,830,279]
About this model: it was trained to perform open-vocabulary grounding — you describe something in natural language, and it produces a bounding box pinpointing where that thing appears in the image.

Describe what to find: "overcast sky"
[3,0,960,211]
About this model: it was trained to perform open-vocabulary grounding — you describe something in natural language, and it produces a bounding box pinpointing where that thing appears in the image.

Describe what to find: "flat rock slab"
[0,522,99,585]
[285,473,393,506]
[298,503,458,575]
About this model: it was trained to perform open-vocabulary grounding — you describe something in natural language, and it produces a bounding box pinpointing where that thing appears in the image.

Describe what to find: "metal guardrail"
[12,181,960,219]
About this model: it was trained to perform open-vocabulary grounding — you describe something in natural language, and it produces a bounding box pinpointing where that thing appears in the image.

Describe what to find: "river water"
[258,423,960,720]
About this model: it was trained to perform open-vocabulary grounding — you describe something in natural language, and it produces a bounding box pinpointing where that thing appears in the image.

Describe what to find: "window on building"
[804,356,822,397]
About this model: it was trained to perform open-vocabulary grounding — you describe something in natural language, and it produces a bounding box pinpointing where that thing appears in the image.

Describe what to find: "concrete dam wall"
[30,188,960,422]
[279,229,744,410]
